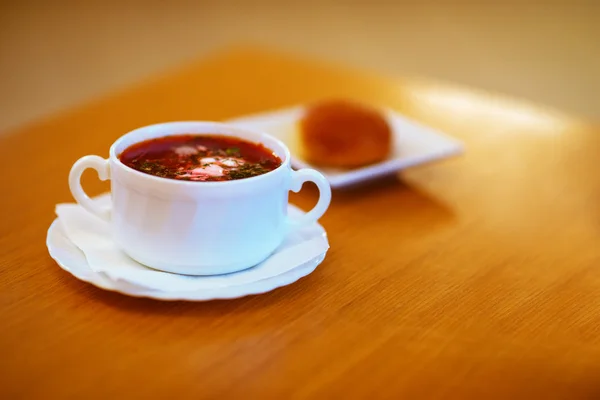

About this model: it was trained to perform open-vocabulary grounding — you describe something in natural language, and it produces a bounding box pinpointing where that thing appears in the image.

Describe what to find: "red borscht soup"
[119,135,282,182]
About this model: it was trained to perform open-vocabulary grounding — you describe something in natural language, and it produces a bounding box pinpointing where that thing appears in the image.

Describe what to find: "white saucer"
[47,204,328,301]
[229,105,464,188]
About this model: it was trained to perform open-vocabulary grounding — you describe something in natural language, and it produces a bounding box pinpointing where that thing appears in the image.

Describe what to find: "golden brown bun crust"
[299,99,392,168]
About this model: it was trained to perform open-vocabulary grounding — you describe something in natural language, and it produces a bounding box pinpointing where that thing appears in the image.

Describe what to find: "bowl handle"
[286,169,331,230]
[68,155,111,222]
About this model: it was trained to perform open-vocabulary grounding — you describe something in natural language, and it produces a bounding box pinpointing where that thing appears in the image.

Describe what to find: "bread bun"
[298,99,392,168]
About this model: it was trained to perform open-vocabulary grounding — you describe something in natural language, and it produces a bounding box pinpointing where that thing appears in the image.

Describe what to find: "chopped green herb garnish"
[121,135,281,181]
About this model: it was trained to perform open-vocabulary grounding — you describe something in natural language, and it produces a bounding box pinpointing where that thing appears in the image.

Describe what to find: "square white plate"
[228,106,464,188]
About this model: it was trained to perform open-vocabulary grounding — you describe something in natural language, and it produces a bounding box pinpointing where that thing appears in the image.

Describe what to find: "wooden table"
[2,47,599,399]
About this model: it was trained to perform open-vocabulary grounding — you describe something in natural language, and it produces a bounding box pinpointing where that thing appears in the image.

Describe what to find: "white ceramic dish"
[229,106,464,188]
[68,121,331,276]
[47,205,328,301]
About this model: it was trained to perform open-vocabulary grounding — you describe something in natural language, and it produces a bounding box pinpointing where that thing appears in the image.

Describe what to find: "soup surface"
[119,135,282,181]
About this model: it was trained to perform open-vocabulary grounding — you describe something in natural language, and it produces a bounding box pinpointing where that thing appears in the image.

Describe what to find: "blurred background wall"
[1,0,598,132]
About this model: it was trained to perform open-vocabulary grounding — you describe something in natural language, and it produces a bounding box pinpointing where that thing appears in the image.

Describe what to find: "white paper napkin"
[55,194,329,292]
